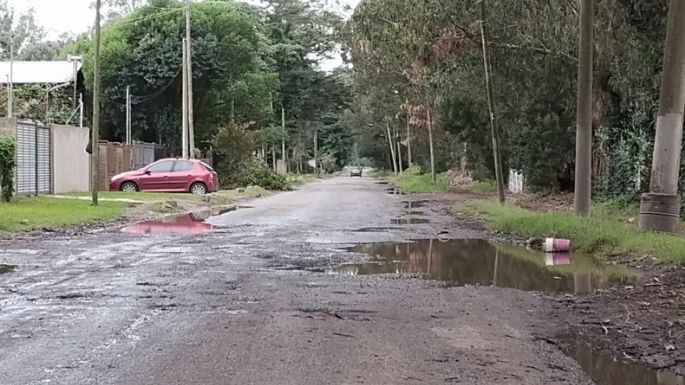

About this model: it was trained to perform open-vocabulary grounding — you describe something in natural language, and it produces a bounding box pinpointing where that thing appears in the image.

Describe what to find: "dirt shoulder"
[420,190,685,377]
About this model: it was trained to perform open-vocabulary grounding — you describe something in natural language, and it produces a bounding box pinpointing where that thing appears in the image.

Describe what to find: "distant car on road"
[350,166,363,177]
[110,158,219,195]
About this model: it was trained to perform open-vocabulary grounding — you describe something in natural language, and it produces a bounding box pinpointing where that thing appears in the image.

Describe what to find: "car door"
[169,160,195,191]
[139,160,175,191]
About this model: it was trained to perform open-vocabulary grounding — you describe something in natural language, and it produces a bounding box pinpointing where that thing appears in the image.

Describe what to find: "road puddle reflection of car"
[121,213,213,235]
[332,239,637,294]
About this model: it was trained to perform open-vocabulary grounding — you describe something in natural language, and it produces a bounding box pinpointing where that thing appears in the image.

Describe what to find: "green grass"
[0,197,130,233]
[391,168,449,193]
[454,199,685,264]
[471,181,497,194]
[287,174,322,186]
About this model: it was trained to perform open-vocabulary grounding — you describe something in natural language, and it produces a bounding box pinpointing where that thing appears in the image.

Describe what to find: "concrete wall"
[0,117,16,136]
[52,124,90,193]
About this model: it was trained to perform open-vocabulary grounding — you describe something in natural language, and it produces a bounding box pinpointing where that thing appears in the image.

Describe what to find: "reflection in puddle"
[402,200,428,209]
[121,214,213,235]
[0,264,16,274]
[386,188,405,195]
[390,218,431,225]
[332,240,636,293]
[565,341,685,385]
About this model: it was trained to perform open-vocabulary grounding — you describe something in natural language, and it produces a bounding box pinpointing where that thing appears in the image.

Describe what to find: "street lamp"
[67,55,83,110]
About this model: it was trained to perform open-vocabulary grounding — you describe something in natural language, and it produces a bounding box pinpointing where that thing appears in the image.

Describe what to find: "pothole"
[329,239,637,293]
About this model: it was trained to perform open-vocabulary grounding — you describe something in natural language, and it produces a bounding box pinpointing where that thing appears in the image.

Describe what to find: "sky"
[12,0,358,69]
[12,0,360,38]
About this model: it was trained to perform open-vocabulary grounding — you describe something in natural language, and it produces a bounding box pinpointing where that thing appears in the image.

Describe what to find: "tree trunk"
[479,0,506,204]
[574,0,594,216]
[639,0,685,233]
[272,145,276,171]
[406,118,412,167]
[386,122,398,175]
[397,139,403,173]
[426,103,436,183]
[91,0,102,206]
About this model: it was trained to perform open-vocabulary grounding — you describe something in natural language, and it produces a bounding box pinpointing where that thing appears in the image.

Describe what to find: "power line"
[131,66,182,103]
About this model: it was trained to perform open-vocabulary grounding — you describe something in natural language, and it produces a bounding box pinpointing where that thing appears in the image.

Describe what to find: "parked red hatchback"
[110,159,219,195]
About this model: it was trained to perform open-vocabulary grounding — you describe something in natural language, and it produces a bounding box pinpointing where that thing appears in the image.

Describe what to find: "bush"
[231,157,291,191]
[0,135,16,202]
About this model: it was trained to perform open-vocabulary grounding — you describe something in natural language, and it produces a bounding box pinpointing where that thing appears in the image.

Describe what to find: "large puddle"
[331,239,637,293]
[0,264,16,274]
[565,341,685,385]
[121,213,213,235]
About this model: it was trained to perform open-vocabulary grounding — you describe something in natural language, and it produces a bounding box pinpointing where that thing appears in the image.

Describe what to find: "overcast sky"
[12,0,359,38]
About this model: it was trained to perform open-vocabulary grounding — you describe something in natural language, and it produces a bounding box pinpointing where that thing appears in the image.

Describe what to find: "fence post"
[34,122,39,196]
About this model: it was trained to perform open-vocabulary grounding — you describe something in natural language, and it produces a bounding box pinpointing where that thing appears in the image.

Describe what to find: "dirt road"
[0,176,593,385]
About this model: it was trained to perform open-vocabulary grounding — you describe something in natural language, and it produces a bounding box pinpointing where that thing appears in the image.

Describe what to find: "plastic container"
[543,238,571,253]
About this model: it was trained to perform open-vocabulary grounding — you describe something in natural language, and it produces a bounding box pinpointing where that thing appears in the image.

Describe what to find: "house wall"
[52,124,90,193]
[0,117,16,136]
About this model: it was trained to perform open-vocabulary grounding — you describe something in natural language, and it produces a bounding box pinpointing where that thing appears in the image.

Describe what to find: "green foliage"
[231,157,290,191]
[455,200,685,265]
[471,181,497,194]
[392,165,449,193]
[0,135,16,202]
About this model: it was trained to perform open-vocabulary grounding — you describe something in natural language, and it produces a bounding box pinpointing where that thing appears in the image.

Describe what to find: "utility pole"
[181,38,189,159]
[126,86,131,145]
[406,117,412,166]
[281,106,286,173]
[185,0,195,158]
[79,93,84,128]
[314,126,319,175]
[574,0,594,216]
[68,55,82,110]
[8,33,14,118]
[639,0,685,233]
[480,0,506,204]
[91,0,102,206]
[426,104,436,182]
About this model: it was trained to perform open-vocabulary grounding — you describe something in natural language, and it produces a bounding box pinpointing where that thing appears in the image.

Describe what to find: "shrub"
[0,135,16,202]
[230,157,291,191]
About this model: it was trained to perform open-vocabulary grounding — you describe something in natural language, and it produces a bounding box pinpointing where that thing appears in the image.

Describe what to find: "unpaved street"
[0,176,593,385]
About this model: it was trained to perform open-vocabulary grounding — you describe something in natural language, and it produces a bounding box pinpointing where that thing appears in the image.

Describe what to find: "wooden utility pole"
[181,38,189,159]
[426,103,436,182]
[185,0,195,158]
[574,0,594,216]
[397,140,403,172]
[386,122,398,175]
[7,33,13,118]
[91,0,102,206]
[479,0,505,204]
[125,86,131,145]
[406,117,412,166]
[639,0,685,233]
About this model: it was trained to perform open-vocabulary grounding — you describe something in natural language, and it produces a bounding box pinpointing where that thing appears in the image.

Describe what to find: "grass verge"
[454,199,685,264]
[471,181,497,194]
[391,167,449,193]
[0,197,130,233]
[287,174,322,187]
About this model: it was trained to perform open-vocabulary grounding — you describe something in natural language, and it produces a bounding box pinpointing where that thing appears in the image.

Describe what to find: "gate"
[16,121,52,195]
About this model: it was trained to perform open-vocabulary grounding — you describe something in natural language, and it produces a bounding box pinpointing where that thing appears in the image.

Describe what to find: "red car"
[110,159,219,195]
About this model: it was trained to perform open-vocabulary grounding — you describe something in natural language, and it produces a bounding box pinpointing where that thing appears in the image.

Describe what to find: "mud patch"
[121,214,213,235]
[331,239,637,293]
[0,264,16,274]
[386,188,405,195]
[563,340,685,385]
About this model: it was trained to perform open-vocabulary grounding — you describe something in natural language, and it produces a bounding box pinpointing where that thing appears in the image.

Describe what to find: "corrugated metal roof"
[0,61,83,84]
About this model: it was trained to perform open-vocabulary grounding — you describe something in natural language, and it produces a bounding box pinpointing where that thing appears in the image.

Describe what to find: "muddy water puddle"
[402,200,429,209]
[564,341,685,385]
[390,218,431,225]
[331,239,636,293]
[121,214,213,235]
[0,264,16,274]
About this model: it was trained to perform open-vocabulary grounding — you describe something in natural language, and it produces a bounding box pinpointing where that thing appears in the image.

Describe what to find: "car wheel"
[190,182,208,195]
[120,181,138,192]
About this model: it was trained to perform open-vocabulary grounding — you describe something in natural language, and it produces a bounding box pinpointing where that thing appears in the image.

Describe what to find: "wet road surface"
[0,176,596,385]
